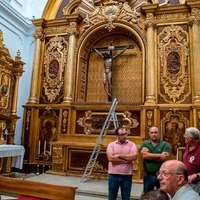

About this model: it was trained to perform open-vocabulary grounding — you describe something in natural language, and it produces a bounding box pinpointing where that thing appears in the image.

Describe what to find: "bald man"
[157,160,200,200]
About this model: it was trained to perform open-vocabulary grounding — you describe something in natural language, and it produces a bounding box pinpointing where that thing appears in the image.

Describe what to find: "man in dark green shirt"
[140,126,171,193]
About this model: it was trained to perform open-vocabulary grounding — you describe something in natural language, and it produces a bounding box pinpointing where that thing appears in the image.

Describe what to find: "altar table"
[0,145,25,172]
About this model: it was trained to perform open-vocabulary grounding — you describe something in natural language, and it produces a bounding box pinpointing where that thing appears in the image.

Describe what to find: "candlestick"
[1,122,3,133]
[36,163,40,175]
[0,122,3,143]
[5,129,8,144]
[44,140,46,154]
[38,140,41,155]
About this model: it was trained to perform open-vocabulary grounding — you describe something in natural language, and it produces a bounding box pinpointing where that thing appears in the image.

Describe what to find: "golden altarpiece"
[0,29,24,143]
[0,29,25,172]
[22,0,200,181]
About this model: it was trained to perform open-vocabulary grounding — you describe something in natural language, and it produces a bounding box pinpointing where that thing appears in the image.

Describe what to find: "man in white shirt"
[158,160,200,200]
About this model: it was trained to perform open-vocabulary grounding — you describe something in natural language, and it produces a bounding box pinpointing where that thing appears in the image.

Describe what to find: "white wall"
[0,0,47,144]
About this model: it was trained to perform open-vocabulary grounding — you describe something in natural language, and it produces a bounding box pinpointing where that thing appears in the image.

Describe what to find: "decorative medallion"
[158,25,189,103]
[81,1,140,33]
[43,36,68,102]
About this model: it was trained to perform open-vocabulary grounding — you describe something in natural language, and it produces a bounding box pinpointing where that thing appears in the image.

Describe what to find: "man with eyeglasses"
[140,126,171,193]
[158,160,200,199]
[107,127,138,200]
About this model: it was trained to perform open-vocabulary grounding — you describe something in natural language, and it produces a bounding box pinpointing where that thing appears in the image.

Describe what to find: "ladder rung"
[81,98,118,181]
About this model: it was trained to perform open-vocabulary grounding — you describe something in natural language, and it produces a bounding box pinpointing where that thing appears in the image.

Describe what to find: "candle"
[38,140,41,155]
[5,130,8,144]
[50,144,52,155]
[44,140,46,153]
[1,122,3,139]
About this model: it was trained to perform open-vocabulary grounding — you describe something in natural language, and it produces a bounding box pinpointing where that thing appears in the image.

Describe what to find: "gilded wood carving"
[0,72,11,109]
[161,109,189,156]
[81,1,141,33]
[22,0,200,180]
[77,110,139,134]
[158,25,190,103]
[42,36,68,103]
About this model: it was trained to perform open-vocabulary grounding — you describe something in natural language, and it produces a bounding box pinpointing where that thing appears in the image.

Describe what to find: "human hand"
[188,174,197,184]
[141,147,149,153]
[162,152,169,156]
[160,152,169,160]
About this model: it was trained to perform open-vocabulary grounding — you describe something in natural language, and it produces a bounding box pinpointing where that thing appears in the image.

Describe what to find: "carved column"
[11,51,24,115]
[189,8,200,104]
[28,25,44,103]
[62,23,78,104]
[145,13,156,104]
[11,74,20,115]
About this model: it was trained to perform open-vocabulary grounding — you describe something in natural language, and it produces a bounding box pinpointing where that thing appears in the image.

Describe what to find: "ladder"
[81,98,119,182]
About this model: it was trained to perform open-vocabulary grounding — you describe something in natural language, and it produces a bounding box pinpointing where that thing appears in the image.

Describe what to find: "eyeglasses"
[118,133,127,137]
[150,131,158,133]
[157,171,182,178]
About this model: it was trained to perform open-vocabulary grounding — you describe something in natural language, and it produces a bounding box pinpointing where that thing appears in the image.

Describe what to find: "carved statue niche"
[39,110,58,156]
[161,111,189,158]
[91,43,133,101]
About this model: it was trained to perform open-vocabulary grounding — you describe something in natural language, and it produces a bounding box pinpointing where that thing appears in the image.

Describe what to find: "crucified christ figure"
[92,43,133,101]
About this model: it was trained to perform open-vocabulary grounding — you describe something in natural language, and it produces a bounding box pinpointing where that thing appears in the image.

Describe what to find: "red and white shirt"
[183,142,200,175]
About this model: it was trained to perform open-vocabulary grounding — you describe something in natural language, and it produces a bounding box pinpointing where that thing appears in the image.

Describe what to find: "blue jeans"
[108,174,132,200]
[143,172,160,193]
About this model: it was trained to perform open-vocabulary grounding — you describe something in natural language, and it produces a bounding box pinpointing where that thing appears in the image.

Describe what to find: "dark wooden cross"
[90,42,134,57]
[90,42,134,101]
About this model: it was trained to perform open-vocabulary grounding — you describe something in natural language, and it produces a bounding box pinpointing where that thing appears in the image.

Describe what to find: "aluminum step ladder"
[81,98,119,182]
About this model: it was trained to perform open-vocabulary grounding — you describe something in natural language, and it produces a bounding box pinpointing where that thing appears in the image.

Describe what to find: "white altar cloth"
[0,145,25,169]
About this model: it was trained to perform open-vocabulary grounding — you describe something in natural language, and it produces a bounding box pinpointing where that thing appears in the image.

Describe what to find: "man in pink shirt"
[107,127,138,200]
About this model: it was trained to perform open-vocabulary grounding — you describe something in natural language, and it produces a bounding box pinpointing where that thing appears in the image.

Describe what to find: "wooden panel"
[0,176,77,200]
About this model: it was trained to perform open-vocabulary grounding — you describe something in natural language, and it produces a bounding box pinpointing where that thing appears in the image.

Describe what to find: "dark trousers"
[143,172,160,193]
[108,174,132,200]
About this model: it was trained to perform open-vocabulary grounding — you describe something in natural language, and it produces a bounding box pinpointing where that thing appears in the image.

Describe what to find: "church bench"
[0,176,77,200]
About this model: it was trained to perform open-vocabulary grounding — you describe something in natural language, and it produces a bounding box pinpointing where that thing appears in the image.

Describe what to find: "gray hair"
[185,127,200,141]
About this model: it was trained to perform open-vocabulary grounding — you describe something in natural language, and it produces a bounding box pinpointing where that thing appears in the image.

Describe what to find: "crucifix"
[90,42,134,101]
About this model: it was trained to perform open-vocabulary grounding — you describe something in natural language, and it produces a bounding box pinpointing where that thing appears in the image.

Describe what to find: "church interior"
[1,0,200,199]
